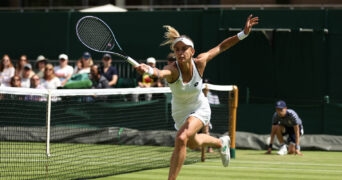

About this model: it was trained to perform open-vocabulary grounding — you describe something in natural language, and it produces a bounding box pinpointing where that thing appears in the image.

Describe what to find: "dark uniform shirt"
[272,109,303,129]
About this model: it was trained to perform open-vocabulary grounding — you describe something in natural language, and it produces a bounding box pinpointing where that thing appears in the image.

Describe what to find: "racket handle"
[126,56,140,67]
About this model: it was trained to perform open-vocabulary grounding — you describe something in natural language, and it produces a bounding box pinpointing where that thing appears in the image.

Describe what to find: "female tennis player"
[136,14,258,180]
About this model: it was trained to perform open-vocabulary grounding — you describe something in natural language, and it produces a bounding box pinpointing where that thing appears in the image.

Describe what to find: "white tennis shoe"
[277,144,288,155]
[219,136,230,167]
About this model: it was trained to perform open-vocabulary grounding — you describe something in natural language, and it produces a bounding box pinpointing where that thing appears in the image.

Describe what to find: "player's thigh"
[177,116,204,139]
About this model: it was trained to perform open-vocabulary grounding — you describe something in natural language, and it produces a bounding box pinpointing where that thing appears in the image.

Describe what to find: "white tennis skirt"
[172,99,211,130]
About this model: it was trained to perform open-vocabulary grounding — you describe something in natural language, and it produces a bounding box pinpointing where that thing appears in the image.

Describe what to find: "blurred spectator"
[90,64,110,89]
[167,52,176,65]
[30,74,44,89]
[77,52,93,74]
[73,58,83,74]
[203,78,220,105]
[100,53,118,87]
[10,75,21,87]
[42,63,61,89]
[54,54,73,86]
[35,55,48,78]
[25,74,46,102]
[0,54,15,87]
[132,57,163,102]
[84,64,110,102]
[145,57,163,87]
[9,75,24,100]
[15,54,28,76]
[21,64,35,88]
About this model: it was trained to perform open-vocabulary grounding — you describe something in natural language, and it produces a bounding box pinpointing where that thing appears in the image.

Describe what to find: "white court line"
[233,159,342,167]
[228,166,342,173]
[187,159,342,174]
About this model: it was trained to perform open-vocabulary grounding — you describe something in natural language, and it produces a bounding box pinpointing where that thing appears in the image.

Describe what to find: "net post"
[228,85,238,159]
[45,90,52,178]
[46,90,51,157]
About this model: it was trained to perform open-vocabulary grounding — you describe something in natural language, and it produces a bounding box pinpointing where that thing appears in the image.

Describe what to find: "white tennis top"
[168,59,211,130]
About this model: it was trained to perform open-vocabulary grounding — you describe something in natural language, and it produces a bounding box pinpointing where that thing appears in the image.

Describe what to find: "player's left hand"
[244,14,259,35]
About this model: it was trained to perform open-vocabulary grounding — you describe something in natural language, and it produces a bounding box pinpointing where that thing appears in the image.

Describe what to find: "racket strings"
[76,17,116,52]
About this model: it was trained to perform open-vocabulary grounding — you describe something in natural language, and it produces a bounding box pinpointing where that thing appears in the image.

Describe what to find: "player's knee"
[175,133,188,146]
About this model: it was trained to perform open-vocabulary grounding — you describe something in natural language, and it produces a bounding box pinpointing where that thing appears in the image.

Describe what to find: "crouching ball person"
[266,100,304,156]
[135,14,259,180]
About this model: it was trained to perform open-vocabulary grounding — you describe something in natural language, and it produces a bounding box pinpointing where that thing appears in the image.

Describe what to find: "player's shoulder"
[194,53,208,63]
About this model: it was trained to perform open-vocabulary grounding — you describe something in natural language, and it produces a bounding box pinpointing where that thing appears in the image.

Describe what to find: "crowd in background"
[0,52,121,89]
[0,52,220,103]
[0,52,219,103]
[0,52,172,102]
[0,52,222,103]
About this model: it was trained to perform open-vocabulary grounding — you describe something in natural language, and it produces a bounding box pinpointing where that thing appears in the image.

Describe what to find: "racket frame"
[76,16,139,67]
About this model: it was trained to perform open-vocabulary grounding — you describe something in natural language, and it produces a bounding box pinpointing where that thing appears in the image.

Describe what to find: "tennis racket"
[76,16,139,67]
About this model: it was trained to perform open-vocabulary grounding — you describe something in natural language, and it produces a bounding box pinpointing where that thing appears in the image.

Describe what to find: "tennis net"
[0,84,237,179]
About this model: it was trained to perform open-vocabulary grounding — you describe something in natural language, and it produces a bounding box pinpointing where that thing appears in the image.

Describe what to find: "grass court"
[96,149,342,180]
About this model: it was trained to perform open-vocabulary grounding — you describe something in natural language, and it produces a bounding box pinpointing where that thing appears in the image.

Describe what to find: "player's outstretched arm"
[202,14,259,63]
[135,63,172,81]
[242,14,259,35]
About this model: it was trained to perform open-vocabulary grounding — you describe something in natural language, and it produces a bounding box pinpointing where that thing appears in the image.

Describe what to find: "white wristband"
[237,31,248,40]
[147,66,154,76]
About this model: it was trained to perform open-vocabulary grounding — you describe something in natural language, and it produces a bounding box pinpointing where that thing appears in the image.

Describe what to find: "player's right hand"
[135,63,148,74]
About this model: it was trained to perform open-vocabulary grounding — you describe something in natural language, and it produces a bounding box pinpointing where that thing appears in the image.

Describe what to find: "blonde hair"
[160,25,180,50]
[160,25,194,51]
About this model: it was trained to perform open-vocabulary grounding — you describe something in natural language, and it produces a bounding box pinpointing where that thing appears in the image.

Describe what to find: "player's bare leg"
[201,124,214,153]
[168,117,222,180]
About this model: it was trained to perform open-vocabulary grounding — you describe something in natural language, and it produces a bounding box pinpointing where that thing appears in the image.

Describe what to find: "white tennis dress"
[168,59,211,130]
